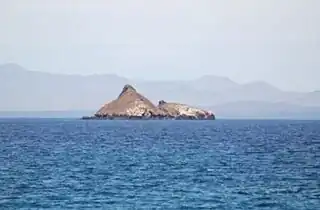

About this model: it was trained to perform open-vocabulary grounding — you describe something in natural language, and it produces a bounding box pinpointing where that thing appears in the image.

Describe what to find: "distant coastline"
[1,63,320,120]
[0,111,93,118]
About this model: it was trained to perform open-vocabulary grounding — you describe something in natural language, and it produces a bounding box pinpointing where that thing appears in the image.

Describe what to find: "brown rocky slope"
[83,84,215,120]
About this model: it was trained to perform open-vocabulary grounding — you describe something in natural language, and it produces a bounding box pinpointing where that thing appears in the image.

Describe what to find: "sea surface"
[0,119,319,209]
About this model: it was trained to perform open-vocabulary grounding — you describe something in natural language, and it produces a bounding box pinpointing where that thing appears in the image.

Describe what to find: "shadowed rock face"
[158,100,215,120]
[84,85,215,120]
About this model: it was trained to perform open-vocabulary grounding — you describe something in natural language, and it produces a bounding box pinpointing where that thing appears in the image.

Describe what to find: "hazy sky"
[1,0,319,91]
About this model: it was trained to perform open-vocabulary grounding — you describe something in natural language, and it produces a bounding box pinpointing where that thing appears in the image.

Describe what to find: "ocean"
[0,119,319,209]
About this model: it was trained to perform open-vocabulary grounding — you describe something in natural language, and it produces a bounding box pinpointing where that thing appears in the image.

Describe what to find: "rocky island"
[82,84,215,120]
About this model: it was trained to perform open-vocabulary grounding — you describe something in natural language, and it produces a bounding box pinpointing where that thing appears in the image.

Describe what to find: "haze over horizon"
[1,0,319,92]
[0,62,312,92]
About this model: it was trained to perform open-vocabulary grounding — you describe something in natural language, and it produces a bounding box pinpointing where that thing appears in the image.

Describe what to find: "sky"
[0,0,319,91]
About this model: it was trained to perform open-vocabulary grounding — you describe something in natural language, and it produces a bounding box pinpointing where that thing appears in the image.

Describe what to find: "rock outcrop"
[93,84,167,119]
[158,100,215,120]
[83,84,215,120]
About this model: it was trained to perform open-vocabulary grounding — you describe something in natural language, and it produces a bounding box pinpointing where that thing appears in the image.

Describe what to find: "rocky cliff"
[83,84,215,120]
[93,84,167,119]
[158,100,215,120]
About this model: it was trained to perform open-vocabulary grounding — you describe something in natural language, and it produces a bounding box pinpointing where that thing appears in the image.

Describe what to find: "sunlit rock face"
[94,84,166,119]
[158,100,215,120]
[83,85,215,120]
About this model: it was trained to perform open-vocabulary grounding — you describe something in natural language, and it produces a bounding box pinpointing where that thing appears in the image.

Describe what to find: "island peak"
[118,84,137,98]
[82,84,215,120]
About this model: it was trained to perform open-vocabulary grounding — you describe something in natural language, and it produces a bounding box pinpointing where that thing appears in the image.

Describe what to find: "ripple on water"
[0,119,319,209]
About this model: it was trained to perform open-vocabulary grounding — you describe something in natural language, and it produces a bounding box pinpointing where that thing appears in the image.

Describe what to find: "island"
[82,84,215,120]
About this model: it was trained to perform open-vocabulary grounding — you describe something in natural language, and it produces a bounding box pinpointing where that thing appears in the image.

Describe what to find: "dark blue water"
[0,119,319,209]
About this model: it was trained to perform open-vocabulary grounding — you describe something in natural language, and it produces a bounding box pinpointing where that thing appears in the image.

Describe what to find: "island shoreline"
[82,84,216,120]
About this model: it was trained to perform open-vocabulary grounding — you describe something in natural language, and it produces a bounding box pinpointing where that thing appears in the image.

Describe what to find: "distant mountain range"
[1,63,320,119]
